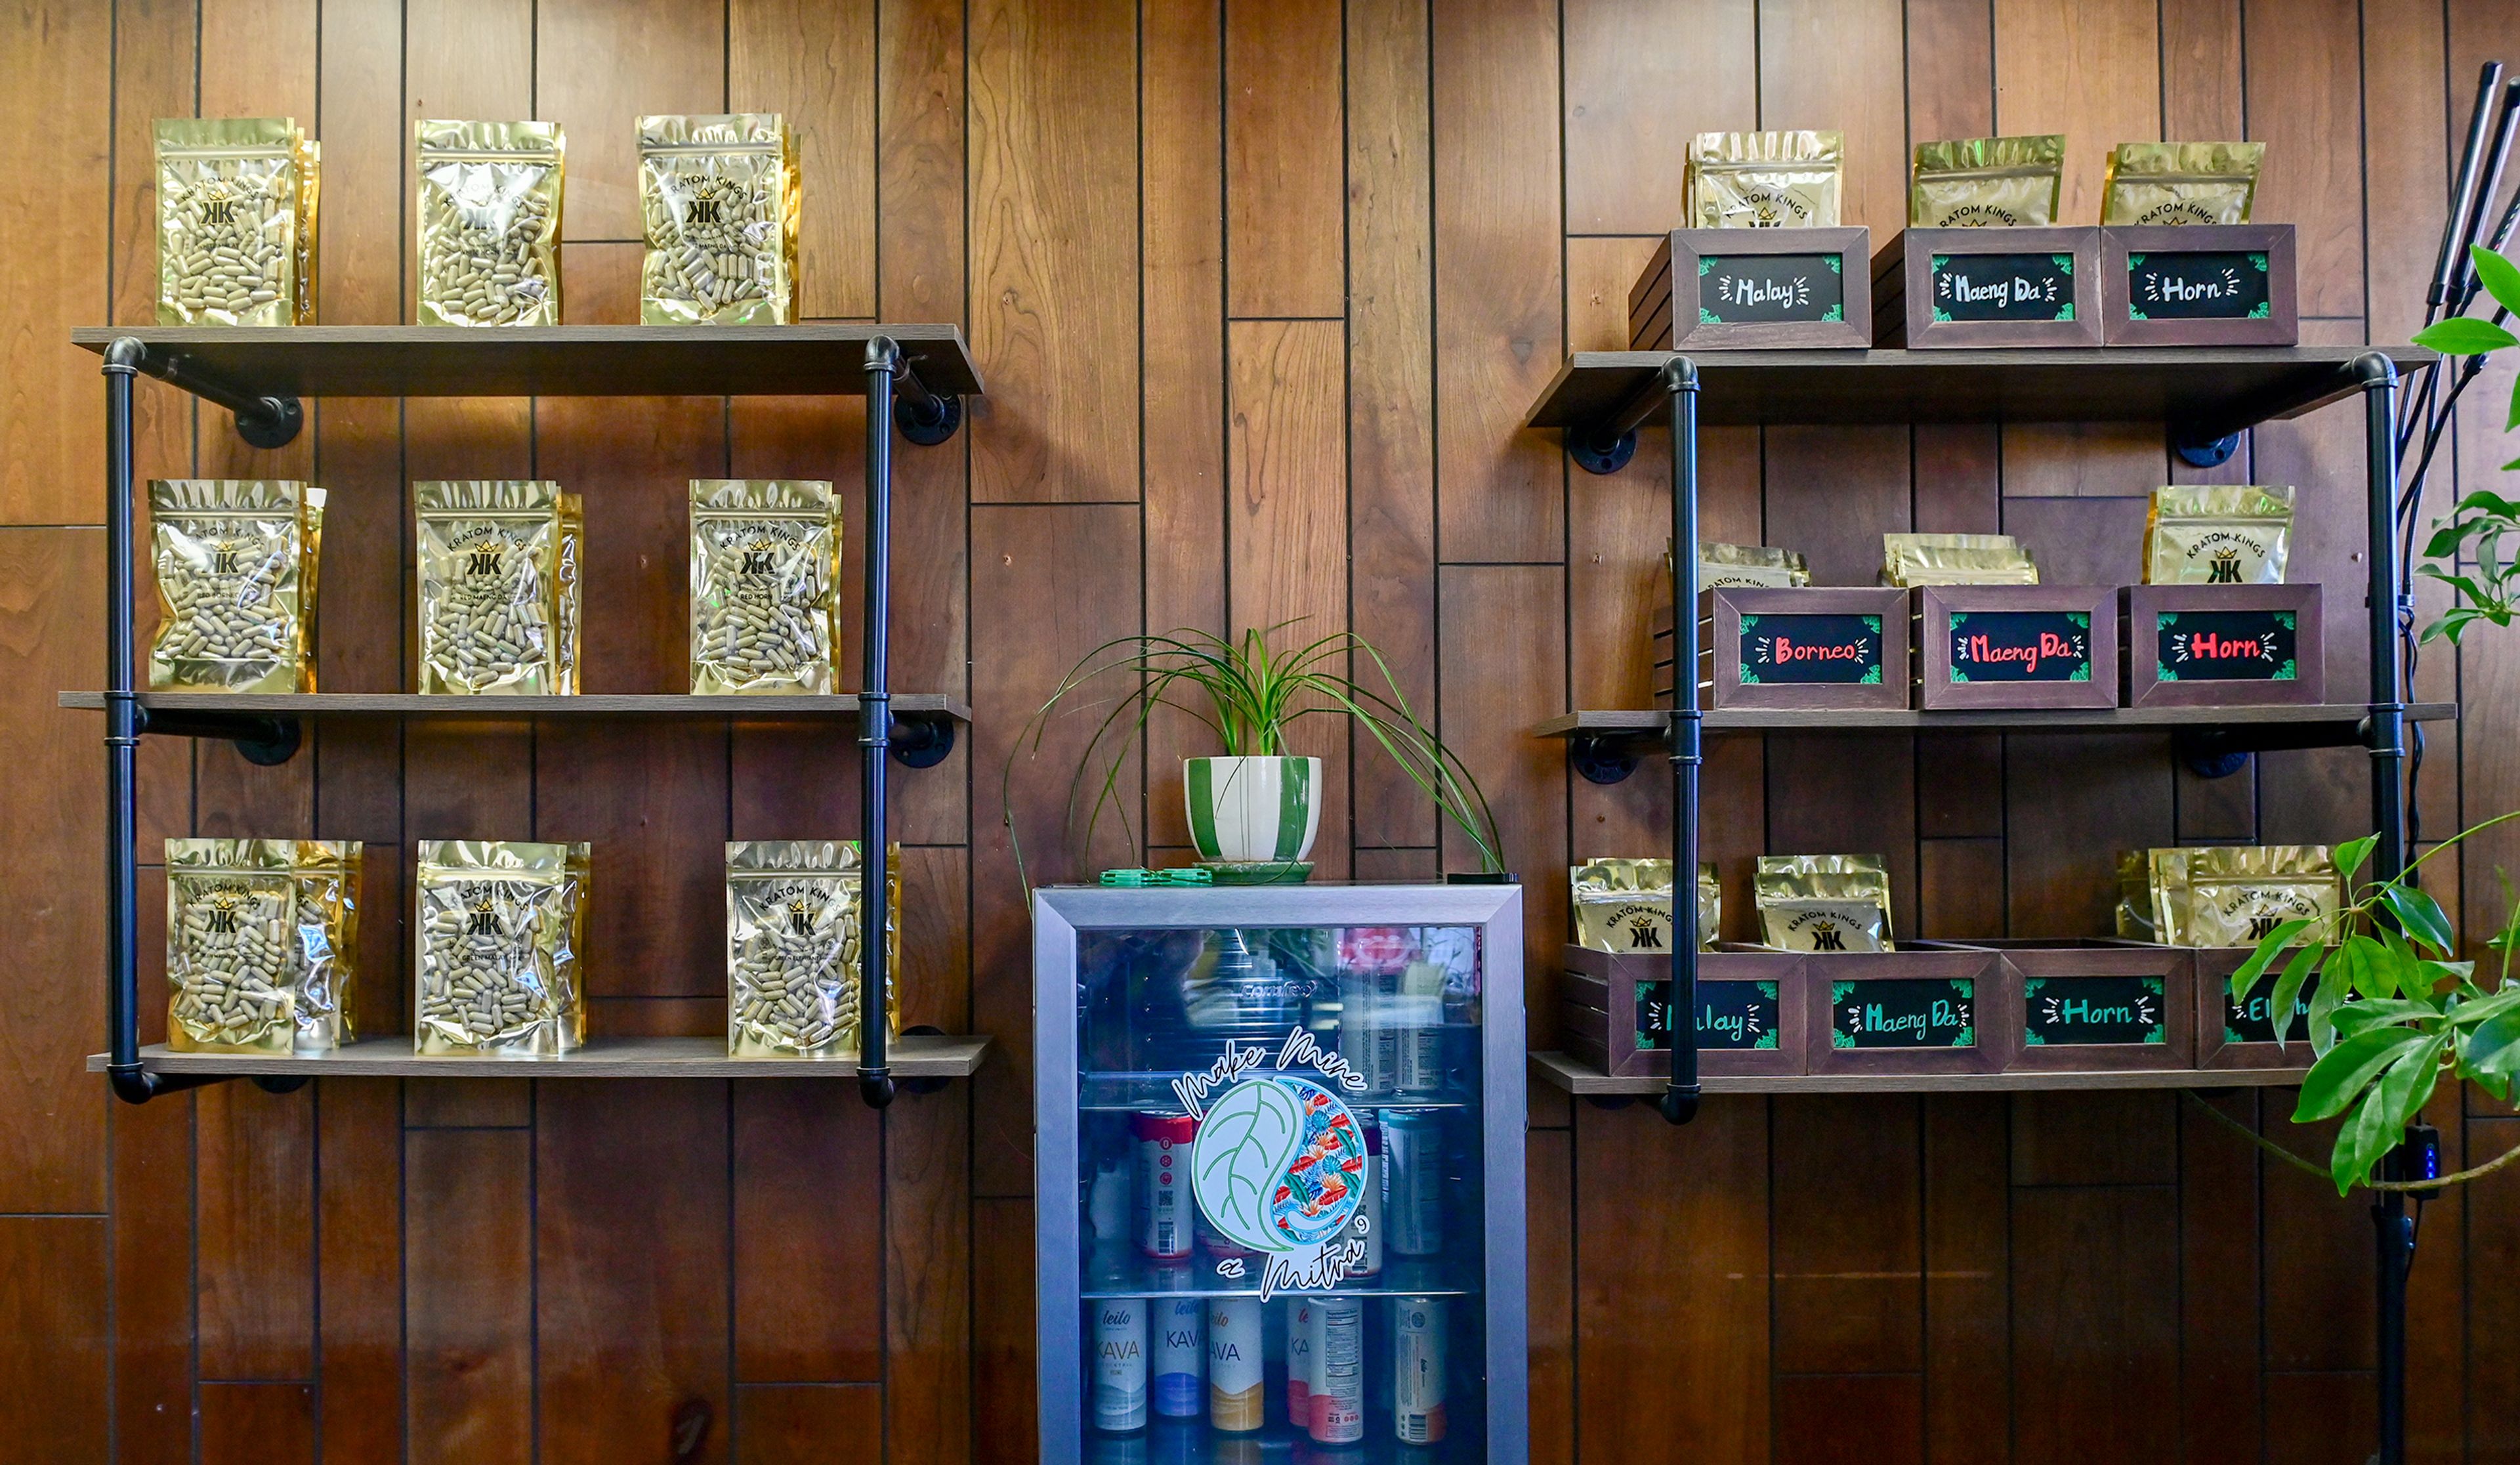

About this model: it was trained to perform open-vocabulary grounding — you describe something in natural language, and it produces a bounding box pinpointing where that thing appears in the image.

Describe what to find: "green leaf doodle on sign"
[1190,1078,1305,1254]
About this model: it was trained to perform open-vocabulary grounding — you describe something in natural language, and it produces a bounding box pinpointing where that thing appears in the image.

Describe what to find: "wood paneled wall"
[1,0,2517,1460]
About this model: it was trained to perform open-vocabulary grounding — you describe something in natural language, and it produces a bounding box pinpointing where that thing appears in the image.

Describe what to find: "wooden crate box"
[1652,587,1912,710]
[1872,226,2103,349]
[1560,943,1803,1079]
[2122,583,2323,707]
[1628,227,1874,350]
[2099,224,2299,346]
[1946,939,2196,1072]
[1804,946,2007,1076]
[1915,584,2119,710]
[2194,945,2324,1071]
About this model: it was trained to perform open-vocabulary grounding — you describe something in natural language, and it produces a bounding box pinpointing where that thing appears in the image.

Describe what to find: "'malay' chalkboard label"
[1637,979,1781,1052]
[2156,609,2298,683]
[1947,610,2091,683]
[2224,985,2314,1044]
[1738,612,1885,686]
[2126,250,2272,322]
[2023,975,2167,1046]
[1698,253,1847,325]
[1931,252,2075,322]
[1830,979,1976,1049]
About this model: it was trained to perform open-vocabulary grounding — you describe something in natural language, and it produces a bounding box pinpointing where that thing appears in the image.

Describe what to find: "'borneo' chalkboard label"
[2224,985,2313,1044]
[1737,613,1885,686]
[1931,252,2075,323]
[1947,610,2091,683]
[2023,975,2167,1046]
[1637,979,1780,1051]
[1698,253,1847,325]
[1830,979,1975,1049]
[2156,609,2298,683]
[2126,250,2272,322]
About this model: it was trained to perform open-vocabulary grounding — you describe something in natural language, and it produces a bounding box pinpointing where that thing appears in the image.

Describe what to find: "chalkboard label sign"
[1738,612,1885,686]
[2156,608,2298,683]
[2224,986,2314,1044]
[1946,610,2091,684]
[2023,975,2167,1046]
[1830,979,1976,1049]
[1931,252,2075,323]
[2126,250,2272,322]
[1637,979,1782,1051]
[1699,253,1847,325]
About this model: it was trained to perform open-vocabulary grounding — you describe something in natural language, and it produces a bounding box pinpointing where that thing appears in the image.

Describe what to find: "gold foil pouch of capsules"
[2146,845,2338,948]
[167,839,360,1053]
[415,119,564,325]
[1572,859,1721,953]
[414,841,589,1055]
[1881,532,2041,587]
[2144,484,2294,585]
[148,480,324,693]
[415,480,579,694]
[1910,134,2064,226]
[2114,849,2159,942]
[1689,130,1845,228]
[156,117,320,325]
[639,114,799,325]
[1755,854,1895,952]
[690,480,839,694]
[726,841,902,1057]
[2103,141,2264,226]
[1696,540,1813,589]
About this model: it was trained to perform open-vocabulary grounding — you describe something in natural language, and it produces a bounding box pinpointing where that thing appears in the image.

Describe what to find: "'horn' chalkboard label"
[2156,608,2298,683]
[1946,610,2091,683]
[1830,979,1976,1049]
[1931,252,2075,323]
[1637,979,1781,1051]
[2126,249,2272,322]
[1698,253,1847,325]
[2023,975,2167,1046]
[1737,612,1885,686]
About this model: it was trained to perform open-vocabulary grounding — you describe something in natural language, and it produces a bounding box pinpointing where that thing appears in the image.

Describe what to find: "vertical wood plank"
[0,1218,108,1460]
[537,0,726,244]
[1438,566,1565,994]
[2244,0,2364,320]
[200,1382,315,1462]
[1562,0,1755,234]
[2160,0,2242,138]
[732,0,878,319]
[1757,0,1908,233]
[879,0,967,323]
[885,1084,973,1465]
[1905,0,1994,142]
[1990,0,2159,224]
[1924,1095,2009,1465]
[1528,1124,1575,1465]
[1770,1095,1924,1376]
[114,1093,198,1464]
[316,1080,404,1463]
[407,1126,532,1465]
[737,1384,885,1463]
[2180,1089,2263,1462]
[2468,1118,2520,1465]
[196,1083,315,1380]
[2010,1188,2179,1463]
[970,1195,1038,1464]
[734,1082,884,1382]
[2005,734,2172,937]
[1225,0,1344,318]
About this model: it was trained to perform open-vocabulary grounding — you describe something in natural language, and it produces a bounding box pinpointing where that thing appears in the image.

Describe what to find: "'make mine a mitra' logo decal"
[1177,1030,1372,1300]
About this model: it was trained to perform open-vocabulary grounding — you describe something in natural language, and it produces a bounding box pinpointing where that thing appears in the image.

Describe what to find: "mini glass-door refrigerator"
[1034,883,1526,1464]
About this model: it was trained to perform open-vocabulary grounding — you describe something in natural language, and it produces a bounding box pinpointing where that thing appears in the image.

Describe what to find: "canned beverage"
[1308,1297,1364,1444]
[1337,969,1398,1093]
[1207,1298,1264,1432]
[1196,1206,1254,1262]
[1393,1296,1448,1445]
[1093,1298,1148,1433]
[1149,1298,1205,1419]
[1379,1109,1444,1258]
[1284,1298,1315,1424]
[1345,1119,1383,1276]
[1395,960,1446,1093]
[1133,1113,1197,1261]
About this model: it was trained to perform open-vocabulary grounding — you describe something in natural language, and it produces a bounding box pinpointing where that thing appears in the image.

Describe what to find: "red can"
[1131,1112,1198,1261]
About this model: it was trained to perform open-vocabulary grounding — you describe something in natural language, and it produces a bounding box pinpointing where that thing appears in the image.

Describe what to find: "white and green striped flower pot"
[1183,755,1322,864]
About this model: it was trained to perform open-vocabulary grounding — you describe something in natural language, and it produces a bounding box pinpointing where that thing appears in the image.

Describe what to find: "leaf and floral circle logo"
[1190,1074,1365,1255]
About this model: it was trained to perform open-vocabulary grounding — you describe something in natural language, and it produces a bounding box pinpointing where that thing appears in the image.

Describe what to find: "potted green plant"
[1005,622,1503,885]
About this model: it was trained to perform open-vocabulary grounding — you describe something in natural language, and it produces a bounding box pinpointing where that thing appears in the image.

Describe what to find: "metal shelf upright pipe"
[1660,358,1704,1128]
[858,338,902,1109]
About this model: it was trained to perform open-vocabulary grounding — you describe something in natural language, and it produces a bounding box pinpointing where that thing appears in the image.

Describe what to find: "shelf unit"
[1527,343,2429,1113]
[1528,1050,2307,1096]
[77,324,986,1107]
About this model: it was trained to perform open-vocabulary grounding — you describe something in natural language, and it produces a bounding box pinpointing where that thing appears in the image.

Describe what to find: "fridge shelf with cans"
[1081,1250,1482,1301]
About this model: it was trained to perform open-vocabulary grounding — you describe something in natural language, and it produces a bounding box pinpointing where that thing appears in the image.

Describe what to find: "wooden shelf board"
[1532,702,2456,738]
[61,690,972,722]
[1530,1050,2303,1096]
[1524,346,2431,435]
[70,324,981,398]
[88,1032,991,1079]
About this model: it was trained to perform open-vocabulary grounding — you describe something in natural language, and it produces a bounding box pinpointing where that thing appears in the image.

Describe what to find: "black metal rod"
[858,337,900,1109]
[119,339,301,444]
[1659,357,1703,1128]
[2431,62,2506,309]
[2452,81,2520,307]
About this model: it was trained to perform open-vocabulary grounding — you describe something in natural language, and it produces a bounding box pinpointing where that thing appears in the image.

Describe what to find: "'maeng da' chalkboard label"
[1698,253,1846,325]
[1737,612,1885,686]
[1931,252,2075,323]
[1830,979,1975,1049]
[1947,610,2091,683]
[1637,979,1781,1052]
[2023,976,2166,1046]
[2156,609,2298,683]
[2126,250,2272,321]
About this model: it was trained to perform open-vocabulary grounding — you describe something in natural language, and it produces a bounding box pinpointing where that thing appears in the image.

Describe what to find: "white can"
[1149,1298,1204,1420]
[1206,1298,1263,1432]
[1395,960,1446,1093]
[1284,1298,1315,1424]
[1393,1296,1448,1444]
[1309,1296,1364,1444]
[1379,1109,1444,1258]
[1092,1298,1147,1433]
[1338,969,1398,1093]
[1132,1113,1196,1261]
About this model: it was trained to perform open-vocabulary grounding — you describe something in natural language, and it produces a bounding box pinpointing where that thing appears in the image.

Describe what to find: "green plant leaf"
[2380,883,2456,956]
[2329,1034,2447,1193]
[2412,316,2519,355]
[2265,943,2322,1053]
[2464,1005,2520,1085]
[2335,834,2378,890]
[2231,917,2312,998]
[2473,244,2520,318]
[2295,1026,2427,1122]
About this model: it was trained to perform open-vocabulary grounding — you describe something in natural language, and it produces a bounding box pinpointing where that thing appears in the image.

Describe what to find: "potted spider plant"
[1005,622,1503,885]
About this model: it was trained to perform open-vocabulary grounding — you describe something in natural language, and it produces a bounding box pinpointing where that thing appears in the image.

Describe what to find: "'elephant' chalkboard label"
[2126,250,2272,322]
[2223,985,2314,1044]
[1931,252,2075,323]
[1637,979,1781,1051]
[2023,976,2167,1046]
[1946,610,2091,683]
[1737,613,1885,686]
[1698,253,1847,325]
[2156,609,2298,683]
[1830,979,1976,1049]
